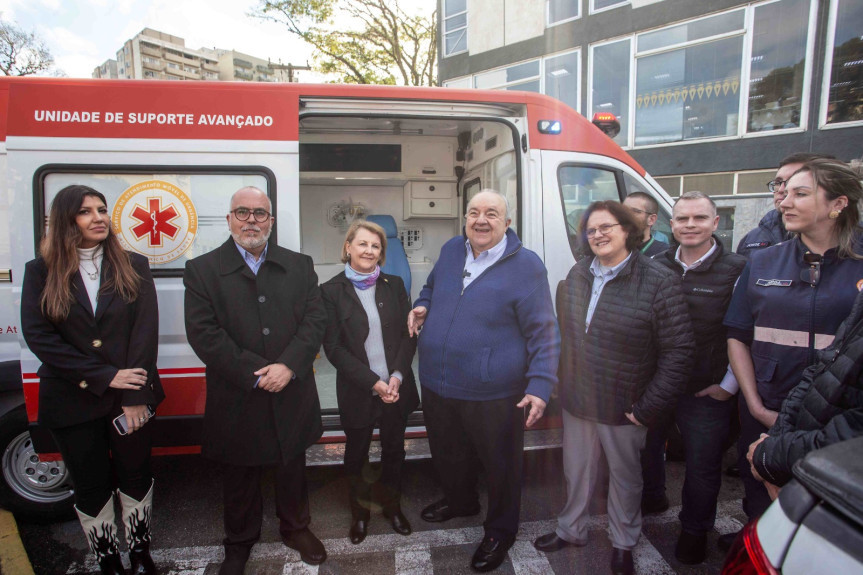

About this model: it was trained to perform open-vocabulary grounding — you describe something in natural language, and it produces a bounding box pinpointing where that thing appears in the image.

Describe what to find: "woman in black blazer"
[21,185,164,575]
[321,220,418,544]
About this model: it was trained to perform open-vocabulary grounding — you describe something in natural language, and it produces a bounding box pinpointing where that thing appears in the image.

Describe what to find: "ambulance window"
[558,165,621,252]
[486,151,519,234]
[622,172,672,245]
[40,170,272,275]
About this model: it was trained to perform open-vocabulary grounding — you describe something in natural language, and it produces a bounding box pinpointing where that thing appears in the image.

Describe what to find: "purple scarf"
[345,263,380,290]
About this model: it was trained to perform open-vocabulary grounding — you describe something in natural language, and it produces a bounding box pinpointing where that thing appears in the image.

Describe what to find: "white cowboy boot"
[118,481,156,574]
[76,497,126,575]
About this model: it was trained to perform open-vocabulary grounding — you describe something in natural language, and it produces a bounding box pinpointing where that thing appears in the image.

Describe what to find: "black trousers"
[737,394,772,520]
[221,452,310,552]
[50,410,154,517]
[423,387,524,540]
[343,401,408,519]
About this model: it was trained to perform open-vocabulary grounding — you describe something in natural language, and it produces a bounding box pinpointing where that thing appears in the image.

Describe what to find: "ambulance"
[0,77,674,518]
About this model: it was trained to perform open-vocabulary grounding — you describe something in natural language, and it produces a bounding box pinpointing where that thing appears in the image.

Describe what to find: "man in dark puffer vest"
[644,192,746,565]
[749,288,863,488]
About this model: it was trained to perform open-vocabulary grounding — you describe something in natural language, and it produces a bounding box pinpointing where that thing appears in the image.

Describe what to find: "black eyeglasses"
[231,208,271,222]
[767,179,789,194]
[800,252,822,286]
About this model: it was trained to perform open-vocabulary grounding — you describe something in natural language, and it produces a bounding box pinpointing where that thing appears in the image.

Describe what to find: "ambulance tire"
[0,406,74,522]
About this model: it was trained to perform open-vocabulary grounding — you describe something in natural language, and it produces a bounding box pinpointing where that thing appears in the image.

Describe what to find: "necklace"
[81,257,100,280]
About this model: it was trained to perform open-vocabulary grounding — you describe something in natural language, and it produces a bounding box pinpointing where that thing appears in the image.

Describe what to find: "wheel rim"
[2,430,73,504]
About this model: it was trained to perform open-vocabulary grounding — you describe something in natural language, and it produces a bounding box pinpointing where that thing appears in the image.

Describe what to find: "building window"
[747,0,810,133]
[591,0,629,14]
[544,50,580,112]
[474,60,541,92]
[635,10,746,146]
[590,38,631,147]
[823,0,863,125]
[444,0,467,57]
[594,0,816,148]
[548,0,579,26]
[443,77,472,88]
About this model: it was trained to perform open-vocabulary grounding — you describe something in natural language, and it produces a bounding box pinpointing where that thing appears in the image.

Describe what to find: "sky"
[0,0,433,80]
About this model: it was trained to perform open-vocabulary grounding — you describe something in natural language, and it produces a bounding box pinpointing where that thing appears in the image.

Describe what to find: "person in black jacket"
[184,187,328,573]
[534,200,694,575]
[320,220,419,544]
[21,185,163,575]
[748,287,863,490]
[642,192,746,564]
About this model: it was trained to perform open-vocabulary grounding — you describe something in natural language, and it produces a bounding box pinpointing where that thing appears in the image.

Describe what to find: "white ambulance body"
[0,78,673,517]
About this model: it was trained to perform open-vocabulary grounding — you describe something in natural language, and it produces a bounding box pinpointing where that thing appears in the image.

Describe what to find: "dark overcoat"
[21,252,164,429]
[183,239,326,466]
[320,272,418,429]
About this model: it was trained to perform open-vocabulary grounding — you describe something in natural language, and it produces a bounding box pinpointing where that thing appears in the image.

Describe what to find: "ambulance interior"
[298,114,521,413]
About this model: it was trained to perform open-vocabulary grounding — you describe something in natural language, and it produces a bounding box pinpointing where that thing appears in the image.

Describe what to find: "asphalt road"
[16,448,746,574]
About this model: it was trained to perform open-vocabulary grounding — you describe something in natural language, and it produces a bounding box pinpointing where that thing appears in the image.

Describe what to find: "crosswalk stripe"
[66,500,745,573]
[395,545,433,575]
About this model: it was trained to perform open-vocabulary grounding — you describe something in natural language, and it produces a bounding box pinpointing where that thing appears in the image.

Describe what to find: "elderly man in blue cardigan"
[408,189,560,573]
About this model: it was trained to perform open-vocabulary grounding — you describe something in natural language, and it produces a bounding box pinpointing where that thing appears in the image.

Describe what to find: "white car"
[721,436,863,574]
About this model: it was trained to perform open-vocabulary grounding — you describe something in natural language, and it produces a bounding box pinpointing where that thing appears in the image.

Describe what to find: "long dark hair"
[39,185,141,321]
[577,200,642,257]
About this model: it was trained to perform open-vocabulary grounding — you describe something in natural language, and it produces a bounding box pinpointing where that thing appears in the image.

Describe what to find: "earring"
[829,209,842,219]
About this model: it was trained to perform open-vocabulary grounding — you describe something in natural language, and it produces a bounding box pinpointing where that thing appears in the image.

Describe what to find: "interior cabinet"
[403,181,458,219]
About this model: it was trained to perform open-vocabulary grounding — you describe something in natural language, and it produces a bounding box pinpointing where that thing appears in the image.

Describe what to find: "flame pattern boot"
[118,482,156,575]
[75,497,126,575]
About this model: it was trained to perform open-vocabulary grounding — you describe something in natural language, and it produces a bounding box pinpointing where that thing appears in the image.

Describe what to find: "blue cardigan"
[415,229,559,402]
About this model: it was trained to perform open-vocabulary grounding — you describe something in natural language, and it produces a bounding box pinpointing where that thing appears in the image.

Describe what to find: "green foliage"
[252,0,437,85]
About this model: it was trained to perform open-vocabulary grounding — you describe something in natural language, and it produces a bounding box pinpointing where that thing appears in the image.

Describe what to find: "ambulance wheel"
[0,406,74,521]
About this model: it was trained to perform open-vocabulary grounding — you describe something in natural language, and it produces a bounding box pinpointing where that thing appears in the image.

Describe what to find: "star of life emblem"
[112,180,198,264]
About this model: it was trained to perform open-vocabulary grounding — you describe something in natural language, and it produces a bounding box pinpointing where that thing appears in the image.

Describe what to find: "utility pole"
[268,60,311,83]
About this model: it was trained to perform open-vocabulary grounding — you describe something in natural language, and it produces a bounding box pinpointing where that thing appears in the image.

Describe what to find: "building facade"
[93,28,294,83]
[437,0,863,244]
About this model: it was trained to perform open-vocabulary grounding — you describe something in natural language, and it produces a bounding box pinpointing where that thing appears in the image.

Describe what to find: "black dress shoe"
[384,510,412,536]
[725,463,740,477]
[218,546,250,575]
[533,532,585,552]
[421,499,481,523]
[349,518,368,544]
[675,530,707,564]
[471,536,514,572]
[610,547,634,575]
[641,494,670,515]
[284,528,327,565]
[718,530,740,552]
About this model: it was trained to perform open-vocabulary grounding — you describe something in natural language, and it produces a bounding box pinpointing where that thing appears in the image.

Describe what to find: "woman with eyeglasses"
[320,220,418,544]
[534,200,694,575]
[20,185,163,575]
[724,157,863,524]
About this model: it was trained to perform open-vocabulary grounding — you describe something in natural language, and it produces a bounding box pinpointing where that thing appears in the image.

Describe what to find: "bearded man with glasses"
[184,186,328,574]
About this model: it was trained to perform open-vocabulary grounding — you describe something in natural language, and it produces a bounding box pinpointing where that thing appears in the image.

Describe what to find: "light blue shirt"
[234,241,268,276]
[586,252,632,330]
[463,235,508,289]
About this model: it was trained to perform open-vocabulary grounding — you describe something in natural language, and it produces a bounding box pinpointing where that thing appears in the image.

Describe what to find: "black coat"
[654,239,746,393]
[320,272,418,429]
[754,289,863,486]
[21,253,164,429]
[183,239,326,466]
[556,251,694,427]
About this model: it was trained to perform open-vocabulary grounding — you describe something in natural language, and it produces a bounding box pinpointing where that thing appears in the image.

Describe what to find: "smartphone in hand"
[113,405,156,435]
